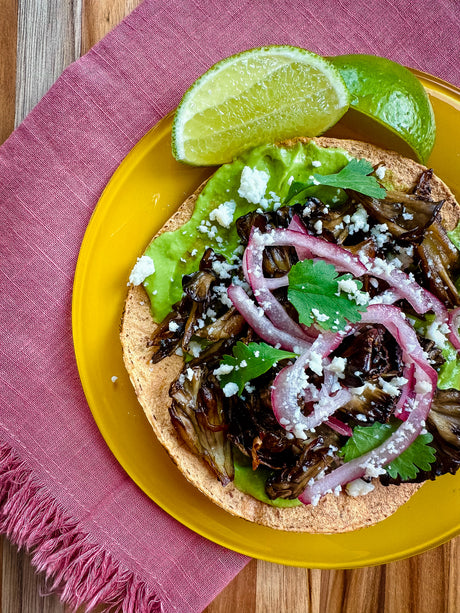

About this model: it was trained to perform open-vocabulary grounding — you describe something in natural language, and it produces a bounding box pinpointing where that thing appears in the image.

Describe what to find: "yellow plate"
[73,71,460,568]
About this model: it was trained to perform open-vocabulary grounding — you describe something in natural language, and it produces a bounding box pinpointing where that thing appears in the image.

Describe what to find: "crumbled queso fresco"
[425,320,450,349]
[209,200,236,228]
[237,166,270,205]
[222,382,239,397]
[346,478,375,497]
[344,205,369,235]
[168,320,180,333]
[378,376,409,397]
[337,278,369,306]
[128,255,155,286]
[196,166,281,251]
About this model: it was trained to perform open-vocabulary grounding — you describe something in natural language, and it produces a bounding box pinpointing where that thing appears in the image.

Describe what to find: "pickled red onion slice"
[264,276,289,290]
[394,363,416,421]
[359,304,428,365]
[288,215,312,261]
[243,229,315,342]
[360,254,447,322]
[246,228,367,278]
[326,416,353,437]
[245,225,449,324]
[227,284,310,353]
[271,331,352,434]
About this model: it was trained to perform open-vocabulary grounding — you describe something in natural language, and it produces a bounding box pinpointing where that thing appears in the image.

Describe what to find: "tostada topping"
[135,142,460,509]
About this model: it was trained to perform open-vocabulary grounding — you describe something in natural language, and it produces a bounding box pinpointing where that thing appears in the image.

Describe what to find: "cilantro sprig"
[286,158,386,203]
[340,421,436,481]
[217,341,298,395]
[287,259,368,331]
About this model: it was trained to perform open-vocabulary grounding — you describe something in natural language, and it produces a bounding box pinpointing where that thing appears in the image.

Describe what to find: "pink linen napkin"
[1,1,459,612]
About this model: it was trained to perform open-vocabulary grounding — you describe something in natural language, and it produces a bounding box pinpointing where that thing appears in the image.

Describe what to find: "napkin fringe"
[0,443,163,612]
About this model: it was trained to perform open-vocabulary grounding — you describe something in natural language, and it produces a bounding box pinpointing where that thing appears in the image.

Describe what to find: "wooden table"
[1,2,459,611]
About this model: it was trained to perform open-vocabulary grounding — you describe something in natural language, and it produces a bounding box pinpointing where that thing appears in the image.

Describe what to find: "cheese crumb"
[371,223,391,248]
[425,321,449,349]
[209,200,236,228]
[188,341,202,357]
[415,379,433,394]
[222,382,239,397]
[348,205,369,235]
[308,351,323,376]
[168,321,180,333]
[337,278,370,306]
[379,376,408,397]
[311,308,329,322]
[238,166,270,204]
[326,356,347,377]
[337,278,359,295]
[128,255,155,285]
[346,478,375,497]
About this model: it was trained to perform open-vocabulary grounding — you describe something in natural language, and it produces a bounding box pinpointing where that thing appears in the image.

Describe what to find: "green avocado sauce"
[233,449,301,508]
[143,141,351,322]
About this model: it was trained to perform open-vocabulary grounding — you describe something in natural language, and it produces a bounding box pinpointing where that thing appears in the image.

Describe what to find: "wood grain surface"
[1,2,459,612]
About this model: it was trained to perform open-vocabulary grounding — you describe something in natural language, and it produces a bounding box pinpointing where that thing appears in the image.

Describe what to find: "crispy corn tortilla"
[120,137,459,533]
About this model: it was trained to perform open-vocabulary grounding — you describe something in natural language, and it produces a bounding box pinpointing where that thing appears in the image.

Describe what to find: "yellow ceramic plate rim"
[73,70,460,568]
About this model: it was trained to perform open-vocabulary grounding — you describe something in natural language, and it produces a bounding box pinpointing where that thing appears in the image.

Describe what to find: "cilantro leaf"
[218,342,298,395]
[286,158,386,203]
[340,421,436,481]
[340,422,394,462]
[313,158,386,199]
[285,181,348,208]
[287,259,367,331]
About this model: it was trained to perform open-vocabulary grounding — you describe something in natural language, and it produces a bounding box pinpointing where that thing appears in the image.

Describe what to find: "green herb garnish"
[286,158,386,203]
[218,341,298,395]
[287,259,368,331]
[340,421,436,481]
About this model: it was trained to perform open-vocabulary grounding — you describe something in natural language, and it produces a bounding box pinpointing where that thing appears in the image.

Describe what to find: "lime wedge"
[172,46,350,166]
[330,54,435,163]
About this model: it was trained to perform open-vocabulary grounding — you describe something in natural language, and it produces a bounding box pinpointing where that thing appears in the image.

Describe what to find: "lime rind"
[172,45,350,166]
[330,54,436,163]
